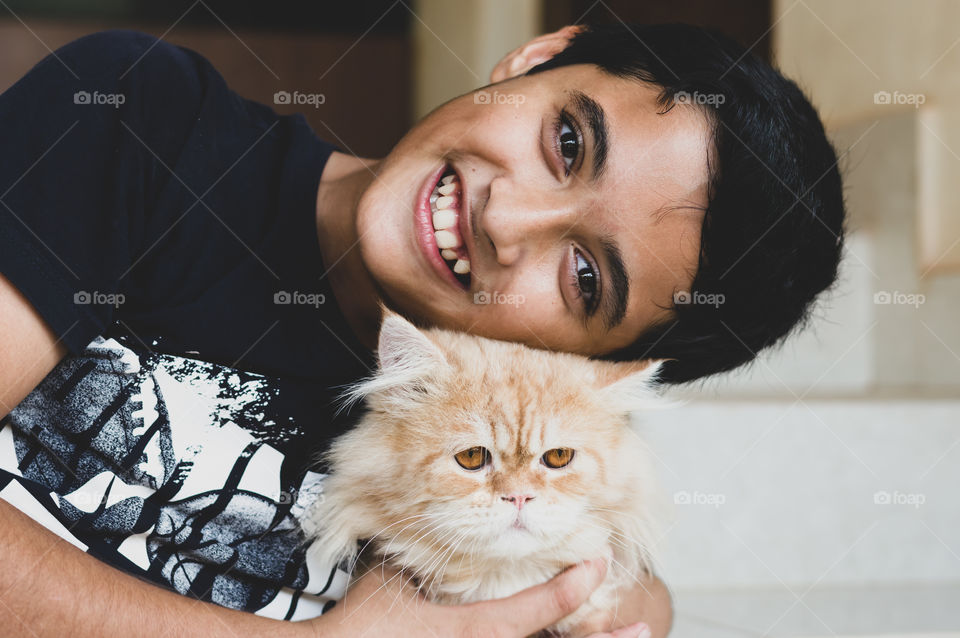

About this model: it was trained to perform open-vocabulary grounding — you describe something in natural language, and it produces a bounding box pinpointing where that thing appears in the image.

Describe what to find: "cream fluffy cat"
[300,311,670,635]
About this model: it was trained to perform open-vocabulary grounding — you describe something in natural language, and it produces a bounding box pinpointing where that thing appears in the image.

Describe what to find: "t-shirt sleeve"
[0,30,208,355]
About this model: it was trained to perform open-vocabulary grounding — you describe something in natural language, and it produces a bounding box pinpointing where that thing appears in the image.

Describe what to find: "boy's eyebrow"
[599,235,629,331]
[570,90,609,181]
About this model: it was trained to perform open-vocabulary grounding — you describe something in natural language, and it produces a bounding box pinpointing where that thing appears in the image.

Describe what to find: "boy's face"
[356,63,711,356]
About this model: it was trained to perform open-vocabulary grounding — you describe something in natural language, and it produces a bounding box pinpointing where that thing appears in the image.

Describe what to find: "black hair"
[526,22,846,385]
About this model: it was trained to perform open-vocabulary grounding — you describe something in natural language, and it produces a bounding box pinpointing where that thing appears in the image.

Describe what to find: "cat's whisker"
[351,513,437,571]
[423,528,467,578]
[608,556,655,596]
[575,515,658,576]
[424,530,473,599]
[391,514,457,564]
[403,525,466,599]
[382,516,464,599]
[377,511,460,562]
[347,512,436,560]
[590,507,656,537]
[340,516,462,622]
[578,516,642,546]
[580,511,657,551]
[420,527,474,597]
[415,540,460,603]
[576,514,638,550]
[451,531,483,584]
[341,564,410,622]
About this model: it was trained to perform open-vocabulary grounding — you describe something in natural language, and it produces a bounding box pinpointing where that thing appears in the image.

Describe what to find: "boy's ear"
[489,24,585,83]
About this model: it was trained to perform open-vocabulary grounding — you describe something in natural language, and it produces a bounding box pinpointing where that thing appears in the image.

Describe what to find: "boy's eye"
[554,111,582,176]
[574,249,598,312]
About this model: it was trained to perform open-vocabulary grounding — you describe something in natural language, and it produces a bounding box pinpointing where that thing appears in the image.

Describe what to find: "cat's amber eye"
[541,448,575,469]
[454,446,490,471]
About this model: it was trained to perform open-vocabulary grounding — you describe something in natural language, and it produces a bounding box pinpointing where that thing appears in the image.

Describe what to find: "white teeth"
[432,171,469,275]
[434,229,459,249]
[433,209,456,230]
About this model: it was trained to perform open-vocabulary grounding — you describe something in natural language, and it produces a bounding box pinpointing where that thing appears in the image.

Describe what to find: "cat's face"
[339,311,665,560]
[391,387,630,558]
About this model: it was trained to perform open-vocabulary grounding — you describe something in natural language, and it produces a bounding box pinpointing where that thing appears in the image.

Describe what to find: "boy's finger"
[473,557,608,636]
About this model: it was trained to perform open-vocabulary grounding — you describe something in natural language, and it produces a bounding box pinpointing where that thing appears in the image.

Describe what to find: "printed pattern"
[0,336,350,620]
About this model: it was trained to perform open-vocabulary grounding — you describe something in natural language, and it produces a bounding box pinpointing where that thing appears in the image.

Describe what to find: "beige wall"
[774,0,960,274]
[412,0,541,119]
[773,0,960,129]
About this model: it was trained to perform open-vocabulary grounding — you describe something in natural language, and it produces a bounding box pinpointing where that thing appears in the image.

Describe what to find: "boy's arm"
[0,500,305,638]
[0,272,64,421]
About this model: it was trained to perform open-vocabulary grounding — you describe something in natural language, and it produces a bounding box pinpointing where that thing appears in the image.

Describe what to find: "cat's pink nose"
[501,494,535,510]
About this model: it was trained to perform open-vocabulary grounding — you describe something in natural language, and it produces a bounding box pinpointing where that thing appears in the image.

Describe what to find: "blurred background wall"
[0,0,412,157]
[1,1,956,636]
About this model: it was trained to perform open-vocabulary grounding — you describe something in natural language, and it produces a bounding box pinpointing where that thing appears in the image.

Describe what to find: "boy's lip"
[415,163,469,291]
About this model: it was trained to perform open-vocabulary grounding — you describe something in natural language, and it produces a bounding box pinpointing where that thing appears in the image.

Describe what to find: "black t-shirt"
[0,30,377,619]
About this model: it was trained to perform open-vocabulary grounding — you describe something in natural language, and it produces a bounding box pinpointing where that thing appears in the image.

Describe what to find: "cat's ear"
[376,309,448,380]
[336,308,448,411]
[594,359,674,413]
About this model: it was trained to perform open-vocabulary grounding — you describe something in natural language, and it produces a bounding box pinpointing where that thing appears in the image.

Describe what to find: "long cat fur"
[299,310,671,634]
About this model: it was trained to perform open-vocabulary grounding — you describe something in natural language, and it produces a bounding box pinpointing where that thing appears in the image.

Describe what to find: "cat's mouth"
[428,165,472,288]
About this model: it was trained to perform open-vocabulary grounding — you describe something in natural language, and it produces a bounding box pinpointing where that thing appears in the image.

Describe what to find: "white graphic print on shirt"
[0,336,350,620]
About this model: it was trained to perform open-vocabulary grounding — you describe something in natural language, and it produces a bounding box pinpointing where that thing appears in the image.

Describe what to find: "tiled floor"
[670,584,960,637]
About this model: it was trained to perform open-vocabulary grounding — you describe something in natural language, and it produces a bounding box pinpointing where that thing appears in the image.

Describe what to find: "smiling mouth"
[429,166,471,288]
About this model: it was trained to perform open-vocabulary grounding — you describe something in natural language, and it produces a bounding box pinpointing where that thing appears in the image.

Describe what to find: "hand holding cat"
[292,555,649,637]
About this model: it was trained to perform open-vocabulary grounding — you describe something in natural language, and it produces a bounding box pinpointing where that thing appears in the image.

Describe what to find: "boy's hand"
[297,556,615,637]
